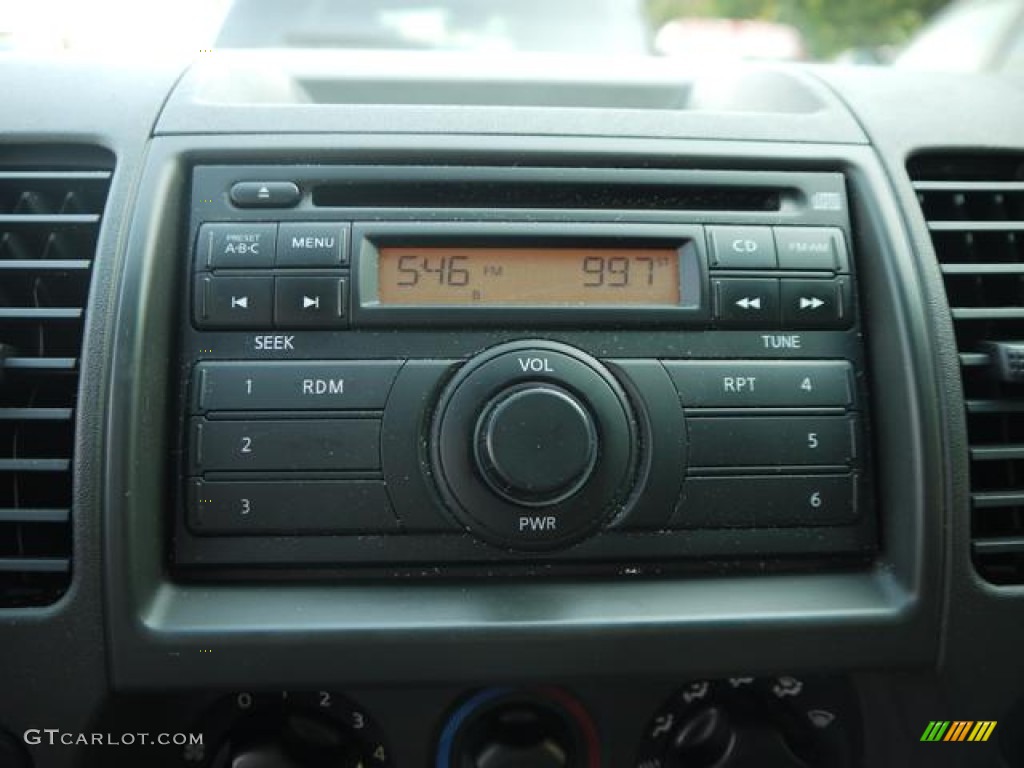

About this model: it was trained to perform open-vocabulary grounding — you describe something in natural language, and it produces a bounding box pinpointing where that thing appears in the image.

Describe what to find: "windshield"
[1,0,1022,74]
[215,0,652,54]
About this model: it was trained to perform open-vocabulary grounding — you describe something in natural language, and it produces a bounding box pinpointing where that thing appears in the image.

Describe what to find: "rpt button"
[192,361,403,412]
[663,361,853,408]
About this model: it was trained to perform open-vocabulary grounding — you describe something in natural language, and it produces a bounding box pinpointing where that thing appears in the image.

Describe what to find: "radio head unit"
[175,164,873,575]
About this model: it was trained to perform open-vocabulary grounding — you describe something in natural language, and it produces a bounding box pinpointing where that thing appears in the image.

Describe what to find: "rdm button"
[192,361,402,412]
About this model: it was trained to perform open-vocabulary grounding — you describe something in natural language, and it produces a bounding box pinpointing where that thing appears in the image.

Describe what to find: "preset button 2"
[190,418,381,472]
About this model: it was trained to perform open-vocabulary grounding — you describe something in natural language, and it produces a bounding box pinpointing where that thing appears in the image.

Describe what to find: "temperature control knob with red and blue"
[436,687,601,768]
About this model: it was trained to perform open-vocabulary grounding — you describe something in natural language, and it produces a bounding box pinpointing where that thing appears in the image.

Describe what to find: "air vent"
[909,152,1024,584]
[0,166,111,606]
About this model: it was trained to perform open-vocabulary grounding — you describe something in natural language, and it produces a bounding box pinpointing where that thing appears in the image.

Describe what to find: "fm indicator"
[376,246,682,306]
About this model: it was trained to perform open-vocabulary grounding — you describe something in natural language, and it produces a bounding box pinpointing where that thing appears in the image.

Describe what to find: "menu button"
[276,222,349,267]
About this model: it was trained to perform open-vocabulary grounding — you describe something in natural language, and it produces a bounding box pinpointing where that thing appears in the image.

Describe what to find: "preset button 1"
[192,360,403,412]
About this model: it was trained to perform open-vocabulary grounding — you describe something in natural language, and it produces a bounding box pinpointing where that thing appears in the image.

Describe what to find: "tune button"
[476,384,597,506]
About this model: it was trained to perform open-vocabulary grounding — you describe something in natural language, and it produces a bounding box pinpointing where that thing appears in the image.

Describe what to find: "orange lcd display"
[377,246,681,306]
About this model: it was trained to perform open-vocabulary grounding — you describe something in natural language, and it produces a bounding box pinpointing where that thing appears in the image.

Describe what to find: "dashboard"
[0,50,1023,768]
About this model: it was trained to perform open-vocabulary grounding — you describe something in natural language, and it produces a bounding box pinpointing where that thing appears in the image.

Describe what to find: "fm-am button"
[192,361,403,412]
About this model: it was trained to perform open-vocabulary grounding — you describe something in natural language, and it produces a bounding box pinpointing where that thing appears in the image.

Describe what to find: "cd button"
[707,225,777,269]
[713,278,780,328]
[275,276,348,329]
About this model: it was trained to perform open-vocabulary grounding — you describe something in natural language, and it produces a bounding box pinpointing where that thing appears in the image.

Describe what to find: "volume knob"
[475,384,597,506]
[432,341,637,550]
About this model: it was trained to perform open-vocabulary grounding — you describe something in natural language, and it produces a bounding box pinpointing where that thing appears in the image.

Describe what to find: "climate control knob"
[436,687,600,768]
[432,341,638,550]
[637,676,862,768]
[475,384,597,506]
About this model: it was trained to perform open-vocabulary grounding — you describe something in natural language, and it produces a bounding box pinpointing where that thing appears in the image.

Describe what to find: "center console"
[176,165,873,575]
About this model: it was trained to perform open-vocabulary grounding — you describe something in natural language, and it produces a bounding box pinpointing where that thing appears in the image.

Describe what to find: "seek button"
[275,276,347,329]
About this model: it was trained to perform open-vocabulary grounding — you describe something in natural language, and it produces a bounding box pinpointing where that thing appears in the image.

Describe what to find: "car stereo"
[174,165,874,574]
